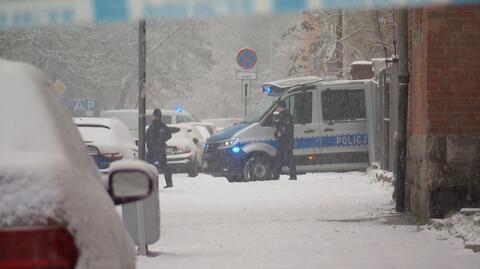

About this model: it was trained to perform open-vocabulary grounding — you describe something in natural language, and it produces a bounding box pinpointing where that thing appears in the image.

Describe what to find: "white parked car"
[0,59,155,269]
[74,117,138,170]
[179,123,211,167]
[166,125,208,177]
[100,109,200,140]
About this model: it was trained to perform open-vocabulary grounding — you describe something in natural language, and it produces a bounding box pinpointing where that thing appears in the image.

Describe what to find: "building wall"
[406,5,480,218]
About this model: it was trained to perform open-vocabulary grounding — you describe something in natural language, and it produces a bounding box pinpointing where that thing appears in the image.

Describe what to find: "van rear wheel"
[243,154,272,182]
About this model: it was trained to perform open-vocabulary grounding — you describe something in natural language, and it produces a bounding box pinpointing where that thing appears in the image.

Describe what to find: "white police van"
[202,76,377,182]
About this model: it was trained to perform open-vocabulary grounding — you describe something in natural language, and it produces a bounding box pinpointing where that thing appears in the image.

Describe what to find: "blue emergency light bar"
[262,85,273,93]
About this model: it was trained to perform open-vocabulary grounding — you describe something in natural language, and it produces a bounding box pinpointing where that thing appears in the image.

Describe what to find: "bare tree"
[284,9,395,78]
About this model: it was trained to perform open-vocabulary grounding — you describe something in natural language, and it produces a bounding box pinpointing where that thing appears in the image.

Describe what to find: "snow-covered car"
[202,118,242,133]
[75,117,138,170]
[100,109,200,139]
[177,123,211,168]
[166,125,206,177]
[0,59,155,269]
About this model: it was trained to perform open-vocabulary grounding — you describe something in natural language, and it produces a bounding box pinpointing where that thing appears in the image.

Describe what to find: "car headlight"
[218,138,239,149]
[176,146,192,154]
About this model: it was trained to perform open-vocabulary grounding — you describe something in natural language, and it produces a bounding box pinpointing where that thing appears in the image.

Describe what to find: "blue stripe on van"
[240,134,368,150]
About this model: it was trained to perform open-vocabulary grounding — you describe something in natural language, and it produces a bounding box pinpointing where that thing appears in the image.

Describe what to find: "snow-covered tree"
[284,9,395,78]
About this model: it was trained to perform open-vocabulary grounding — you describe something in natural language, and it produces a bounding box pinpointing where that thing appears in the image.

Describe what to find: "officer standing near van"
[146,108,173,188]
[272,100,297,180]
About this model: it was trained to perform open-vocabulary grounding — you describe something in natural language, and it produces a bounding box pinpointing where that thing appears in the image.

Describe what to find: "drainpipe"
[394,9,409,212]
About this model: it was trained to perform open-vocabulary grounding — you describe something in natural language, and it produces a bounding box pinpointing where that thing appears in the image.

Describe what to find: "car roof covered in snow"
[0,59,84,157]
[0,59,136,269]
[74,117,117,126]
[101,108,193,116]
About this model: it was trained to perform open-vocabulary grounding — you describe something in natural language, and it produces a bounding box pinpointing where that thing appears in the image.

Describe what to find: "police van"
[202,76,377,182]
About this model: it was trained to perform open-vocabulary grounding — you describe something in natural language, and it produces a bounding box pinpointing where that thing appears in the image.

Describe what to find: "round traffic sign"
[237,48,257,69]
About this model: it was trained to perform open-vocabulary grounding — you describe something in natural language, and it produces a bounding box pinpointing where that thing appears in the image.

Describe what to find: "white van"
[100,109,199,140]
[202,76,377,182]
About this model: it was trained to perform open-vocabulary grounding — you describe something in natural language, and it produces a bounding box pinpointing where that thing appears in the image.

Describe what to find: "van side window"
[162,115,172,124]
[321,89,366,122]
[282,92,312,124]
[176,115,192,123]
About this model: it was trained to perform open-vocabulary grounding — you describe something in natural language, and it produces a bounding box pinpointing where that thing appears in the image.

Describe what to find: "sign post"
[236,48,257,117]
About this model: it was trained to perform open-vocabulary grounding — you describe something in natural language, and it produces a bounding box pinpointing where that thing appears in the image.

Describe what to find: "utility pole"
[394,9,409,212]
[137,18,148,256]
[335,8,343,78]
[243,81,249,117]
[138,19,147,161]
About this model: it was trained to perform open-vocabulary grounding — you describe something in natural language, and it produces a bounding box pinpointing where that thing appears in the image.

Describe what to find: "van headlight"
[218,138,239,149]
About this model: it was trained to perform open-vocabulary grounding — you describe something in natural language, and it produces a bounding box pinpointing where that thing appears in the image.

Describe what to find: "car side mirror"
[86,144,100,156]
[107,160,157,205]
[192,137,199,144]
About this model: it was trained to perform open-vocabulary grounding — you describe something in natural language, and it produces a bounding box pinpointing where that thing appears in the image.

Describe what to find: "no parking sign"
[237,48,257,69]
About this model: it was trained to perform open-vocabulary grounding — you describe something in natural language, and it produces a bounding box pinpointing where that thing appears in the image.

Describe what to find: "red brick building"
[406,5,480,218]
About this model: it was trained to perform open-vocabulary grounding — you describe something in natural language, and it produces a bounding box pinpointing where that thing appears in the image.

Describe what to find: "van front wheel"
[243,154,272,182]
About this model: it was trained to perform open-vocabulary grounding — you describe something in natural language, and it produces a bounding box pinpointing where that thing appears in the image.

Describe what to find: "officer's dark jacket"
[275,109,294,146]
[146,118,171,150]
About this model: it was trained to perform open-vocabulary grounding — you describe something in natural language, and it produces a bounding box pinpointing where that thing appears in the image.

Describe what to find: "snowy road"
[137,172,480,269]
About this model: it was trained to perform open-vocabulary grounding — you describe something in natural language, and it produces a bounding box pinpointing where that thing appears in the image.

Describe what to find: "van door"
[316,84,369,171]
[279,90,316,173]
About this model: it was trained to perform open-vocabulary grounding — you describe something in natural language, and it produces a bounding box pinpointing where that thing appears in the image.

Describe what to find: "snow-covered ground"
[428,212,480,246]
[137,172,480,269]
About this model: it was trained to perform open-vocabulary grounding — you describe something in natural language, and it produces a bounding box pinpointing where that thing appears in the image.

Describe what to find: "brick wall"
[350,63,374,79]
[409,8,429,135]
[413,5,480,135]
[406,5,480,218]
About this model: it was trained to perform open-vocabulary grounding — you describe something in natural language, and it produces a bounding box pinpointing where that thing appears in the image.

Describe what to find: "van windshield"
[242,95,279,123]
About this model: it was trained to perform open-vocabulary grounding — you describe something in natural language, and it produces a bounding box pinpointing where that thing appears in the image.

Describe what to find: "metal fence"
[370,61,398,172]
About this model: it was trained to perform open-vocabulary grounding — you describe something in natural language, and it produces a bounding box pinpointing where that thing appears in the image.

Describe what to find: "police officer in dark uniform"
[146,108,173,188]
[272,100,297,180]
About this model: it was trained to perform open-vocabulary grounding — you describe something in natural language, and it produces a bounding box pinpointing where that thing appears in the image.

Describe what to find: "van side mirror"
[261,113,274,127]
[106,160,157,205]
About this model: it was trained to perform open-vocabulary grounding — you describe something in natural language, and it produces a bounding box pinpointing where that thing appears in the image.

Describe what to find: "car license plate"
[166,147,175,154]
